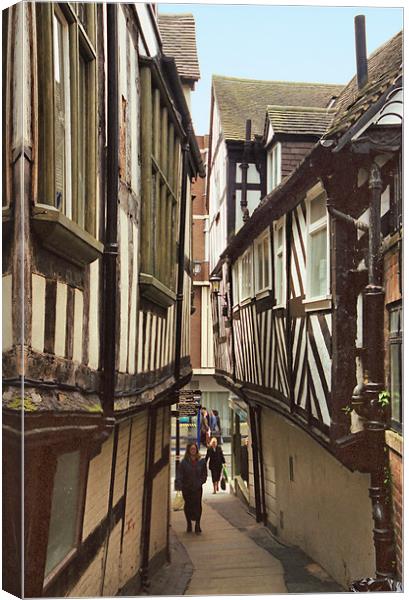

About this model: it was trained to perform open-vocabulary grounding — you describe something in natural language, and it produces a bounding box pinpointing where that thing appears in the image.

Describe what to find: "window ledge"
[139,272,176,309]
[385,429,402,456]
[31,205,103,267]
[302,296,332,311]
[239,297,252,308]
[255,289,271,300]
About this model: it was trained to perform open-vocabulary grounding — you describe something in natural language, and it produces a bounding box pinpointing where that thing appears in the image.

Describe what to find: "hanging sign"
[177,390,201,416]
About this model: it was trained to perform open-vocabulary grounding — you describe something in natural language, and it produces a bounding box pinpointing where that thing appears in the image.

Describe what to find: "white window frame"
[239,247,254,303]
[274,217,286,307]
[267,142,281,193]
[254,229,272,295]
[305,184,330,303]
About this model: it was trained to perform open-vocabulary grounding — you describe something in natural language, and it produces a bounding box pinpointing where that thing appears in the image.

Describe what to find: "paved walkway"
[146,480,343,596]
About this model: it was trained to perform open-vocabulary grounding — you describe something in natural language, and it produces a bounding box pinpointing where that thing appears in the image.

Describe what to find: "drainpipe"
[352,161,395,580]
[99,5,119,593]
[102,3,119,417]
[174,137,190,381]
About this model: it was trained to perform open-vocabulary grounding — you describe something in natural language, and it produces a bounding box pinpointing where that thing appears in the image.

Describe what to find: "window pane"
[310,228,327,297]
[275,254,282,304]
[263,237,270,288]
[257,243,263,291]
[45,451,80,576]
[78,53,87,228]
[310,192,326,223]
[53,14,65,210]
[390,343,401,423]
[390,308,401,334]
[277,225,283,249]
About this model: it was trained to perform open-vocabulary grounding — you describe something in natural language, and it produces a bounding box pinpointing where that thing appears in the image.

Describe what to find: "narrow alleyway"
[146,479,344,596]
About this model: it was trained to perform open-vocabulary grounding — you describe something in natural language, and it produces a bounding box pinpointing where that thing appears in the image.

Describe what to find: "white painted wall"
[135,4,160,57]
[55,282,68,358]
[208,99,228,272]
[261,409,375,588]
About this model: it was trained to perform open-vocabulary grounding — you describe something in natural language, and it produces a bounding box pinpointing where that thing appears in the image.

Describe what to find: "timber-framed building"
[208,23,402,588]
[2,3,204,597]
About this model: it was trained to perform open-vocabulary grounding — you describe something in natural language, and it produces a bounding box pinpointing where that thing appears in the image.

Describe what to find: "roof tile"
[213,76,343,141]
[158,13,200,82]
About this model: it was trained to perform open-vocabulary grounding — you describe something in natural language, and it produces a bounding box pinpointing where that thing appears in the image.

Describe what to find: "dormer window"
[267,143,281,193]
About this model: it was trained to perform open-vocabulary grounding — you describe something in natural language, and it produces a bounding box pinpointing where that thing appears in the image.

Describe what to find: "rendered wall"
[260,409,375,588]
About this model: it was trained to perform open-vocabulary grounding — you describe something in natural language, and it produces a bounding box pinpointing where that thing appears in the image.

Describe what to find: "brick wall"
[190,286,202,369]
[388,442,403,580]
[281,141,315,179]
[383,241,402,581]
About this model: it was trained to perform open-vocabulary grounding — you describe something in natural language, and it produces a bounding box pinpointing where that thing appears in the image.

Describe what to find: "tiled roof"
[212,75,343,141]
[266,105,335,137]
[325,30,402,138]
[158,13,200,82]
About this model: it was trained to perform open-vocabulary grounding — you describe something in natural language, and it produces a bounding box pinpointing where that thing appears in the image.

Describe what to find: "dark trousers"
[182,487,203,523]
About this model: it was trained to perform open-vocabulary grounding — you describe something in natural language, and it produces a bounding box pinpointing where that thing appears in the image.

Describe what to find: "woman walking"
[176,442,207,534]
[205,437,226,494]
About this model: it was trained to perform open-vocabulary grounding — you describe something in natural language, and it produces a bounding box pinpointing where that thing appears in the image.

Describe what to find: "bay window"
[306,187,329,300]
[139,63,183,308]
[36,3,97,235]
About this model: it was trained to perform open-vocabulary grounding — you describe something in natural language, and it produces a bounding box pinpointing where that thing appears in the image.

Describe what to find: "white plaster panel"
[128,222,138,374]
[236,162,260,185]
[135,4,159,57]
[2,275,13,350]
[88,261,99,369]
[119,208,129,372]
[130,39,139,191]
[118,8,128,98]
[31,274,46,352]
[72,288,84,363]
[54,282,67,358]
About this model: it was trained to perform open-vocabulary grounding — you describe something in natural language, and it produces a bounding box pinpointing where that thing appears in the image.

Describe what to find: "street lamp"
[209,273,222,294]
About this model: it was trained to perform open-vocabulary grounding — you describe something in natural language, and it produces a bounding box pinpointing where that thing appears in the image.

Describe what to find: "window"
[139,64,183,308]
[36,3,97,235]
[255,230,271,293]
[306,187,329,300]
[267,143,281,193]
[390,154,402,233]
[44,451,81,579]
[389,304,402,430]
[239,248,253,302]
[274,219,285,306]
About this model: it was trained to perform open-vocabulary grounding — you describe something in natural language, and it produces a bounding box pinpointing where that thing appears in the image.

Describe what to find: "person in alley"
[176,442,208,534]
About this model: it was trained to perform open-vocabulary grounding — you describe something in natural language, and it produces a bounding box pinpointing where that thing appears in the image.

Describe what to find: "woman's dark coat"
[205,446,225,473]
[176,457,207,522]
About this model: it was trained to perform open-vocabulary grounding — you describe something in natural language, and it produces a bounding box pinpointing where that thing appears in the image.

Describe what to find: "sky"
[158,2,404,135]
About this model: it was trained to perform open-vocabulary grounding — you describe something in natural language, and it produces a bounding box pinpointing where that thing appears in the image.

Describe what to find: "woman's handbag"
[222,464,229,482]
[172,491,184,511]
[220,476,226,491]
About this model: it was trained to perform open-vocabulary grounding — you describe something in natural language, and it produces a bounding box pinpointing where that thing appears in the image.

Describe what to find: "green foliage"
[87,403,103,413]
[378,390,390,407]
[7,397,38,412]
